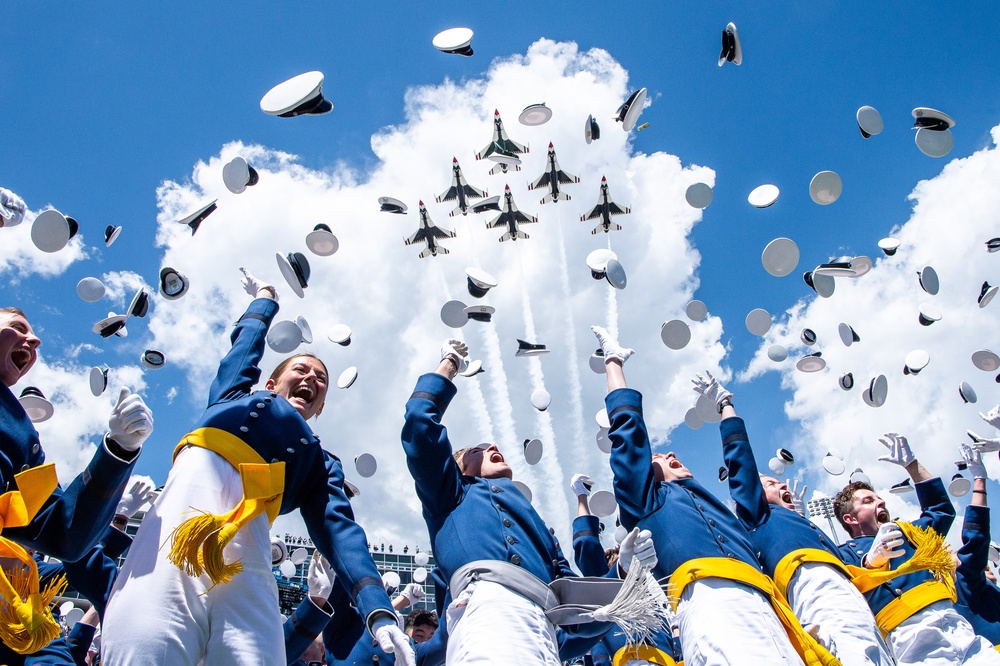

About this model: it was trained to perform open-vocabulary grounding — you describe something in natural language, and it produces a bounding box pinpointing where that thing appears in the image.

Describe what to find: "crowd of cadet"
[0,266,998,666]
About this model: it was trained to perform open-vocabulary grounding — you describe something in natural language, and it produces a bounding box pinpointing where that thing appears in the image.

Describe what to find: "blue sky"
[2,2,999,551]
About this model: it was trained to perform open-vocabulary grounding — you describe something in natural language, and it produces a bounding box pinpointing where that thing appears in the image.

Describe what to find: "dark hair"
[833,481,874,529]
[268,353,329,383]
[0,307,26,318]
[404,609,438,630]
[604,546,620,570]
[452,447,471,473]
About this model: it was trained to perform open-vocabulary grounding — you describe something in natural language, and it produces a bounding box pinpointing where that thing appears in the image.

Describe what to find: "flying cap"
[767,344,787,362]
[470,196,501,214]
[463,305,494,323]
[903,349,930,375]
[586,249,617,280]
[523,438,543,465]
[305,224,339,257]
[584,115,601,144]
[718,22,742,66]
[768,457,786,475]
[686,300,708,321]
[660,319,691,350]
[595,408,611,429]
[813,256,854,278]
[461,359,485,377]
[694,394,722,425]
[270,538,287,565]
[802,270,836,298]
[762,238,799,277]
[176,200,217,235]
[745,308,772,336]
[432,27,474,56]
[912,107,955,131]
[839,372,854,390]
[515,339,549,357]
[223,156,260,194]
[917,266,939,295]
[260,71,332,117]
[915,128,954,158]
[868,374,888,407]
[849,468,871,485]
[337,366,358,389]
[93,313,128,338]
[986,238,1000,253]
[777,448,794,464]
[589,490,617,517]
[267,320,304,353]
[849,256,872,278]
[104,225,122,247]
[277,560,296,578]
[530,389,551,412]
[414,552,430,567]
[685,183,713,209]
[989,542,1000,566]
[159,267,189,300]
[327,324,352,346]
[838,323,860,347]
[684,407,704,430]
[290,547,309,566]
[31,210,79,253]
[378,197,407,214]
[604,259,627,289]
[128,289,150,318]
[589,349,607,375]
[512,480,533,503]
[959,381,977,404]
[748,184,779,208]
[979,281,998,308]
[918,304,941,326]
[487,145,521,168]
[466,267,498,298]
[889,478,914,495]
[809,171,842,205]
[412,567,428,583]
[595,427,612,453]
[615,88,647,132]
[972,349,1000,372]
[948,474,971,498]
[140,350,165,370]
[276,252,310,298]
[519,103,552,126]
[381,571,400,594]
[89,366,108,397]
[355,453,377,478]
[822,454,846,476]
[800,328,817,346]
[718,465,729,482]
[295,316,313,344]
[796,352,825,373]
[878,238,900,256]
[19,387,53,423]
[856,106,884,138]
[441,300,470,328]
[77,277,106,302]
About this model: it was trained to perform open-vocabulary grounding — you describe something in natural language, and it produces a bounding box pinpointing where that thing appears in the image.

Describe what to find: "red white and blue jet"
[580,176,630,234]
[436,158,488,216]
[404,201,456,258]
[528,142,580,204]
[487,185,538,242]
[475,109,529,175]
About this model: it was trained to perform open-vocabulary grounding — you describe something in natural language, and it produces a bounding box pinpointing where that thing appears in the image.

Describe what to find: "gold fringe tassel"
[0,566,67,655]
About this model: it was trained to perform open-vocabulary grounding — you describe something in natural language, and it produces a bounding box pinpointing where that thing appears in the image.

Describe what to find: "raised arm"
[878,433,955,534]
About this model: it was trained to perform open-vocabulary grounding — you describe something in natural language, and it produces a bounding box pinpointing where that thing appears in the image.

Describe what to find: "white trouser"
[889,599,1000,666]
[446,579,561,665]
[102,447,284,666]
[786,562,894,666]
[677,577,805,666]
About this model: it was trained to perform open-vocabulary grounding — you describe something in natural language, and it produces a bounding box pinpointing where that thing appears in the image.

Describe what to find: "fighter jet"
[404,201,456,258]
[475,110,529,175]
[436,158,488,216]
[486,185,538,242]
[580,176,630,234]
[528,143,580,204]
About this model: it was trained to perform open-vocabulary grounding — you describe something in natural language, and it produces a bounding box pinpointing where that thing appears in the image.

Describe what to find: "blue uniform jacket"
[572,515,681,663]
[401,372,607,657]
[722,416,843,574]
[196,297,393,627]
[954,504,999,645]
[838,477,955,616]
[607,388,761,580]
[0,383,136,562]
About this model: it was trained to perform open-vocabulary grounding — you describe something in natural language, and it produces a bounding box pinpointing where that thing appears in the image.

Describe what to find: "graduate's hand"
[106,388,153,452]
[373,617,416,666]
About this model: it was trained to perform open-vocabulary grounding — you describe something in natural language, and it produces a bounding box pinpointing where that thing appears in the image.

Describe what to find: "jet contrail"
[605,233,620,339]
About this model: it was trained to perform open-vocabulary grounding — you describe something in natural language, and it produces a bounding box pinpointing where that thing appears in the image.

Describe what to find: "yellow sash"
[613,643,676,665]
[668,557,841,666]
[167,428,285,585]
[0,463,67,654]
[773,548,875,598]
[873,580,956,635]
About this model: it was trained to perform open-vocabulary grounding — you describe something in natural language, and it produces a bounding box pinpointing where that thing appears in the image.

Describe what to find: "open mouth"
[876,508,890,522]
[489,451,505,464]
[292,385,314,403]
[781,490,793,504]
[11,349,31,373]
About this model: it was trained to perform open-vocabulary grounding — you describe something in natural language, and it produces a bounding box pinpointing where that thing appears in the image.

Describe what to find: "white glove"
[0,188,27,227]
[307,551,335,601]
[441,338,469,374]
[398,582,424,606]
[959,442,988,480]
[967,430,1000,454]
[239,267,278,301]
[116,480,155,518]
[372,617,416,666]
[618,527,658,573]
[106,388,153,453]
[864,523,906,568]
[691,370,733,413]
[787,479,808,517]
[570,473,593,497]
[877,433,915,468]
[591,325,634,365]
[980,405,1000,431]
